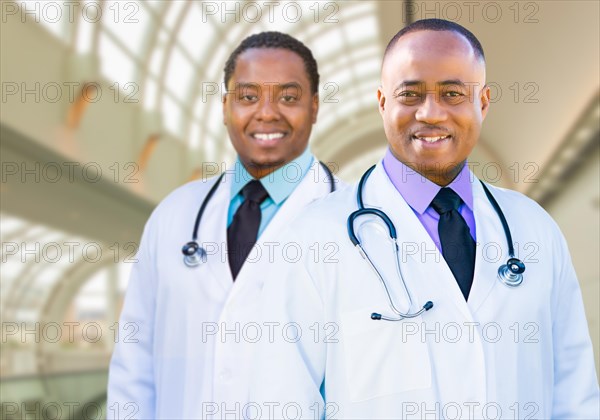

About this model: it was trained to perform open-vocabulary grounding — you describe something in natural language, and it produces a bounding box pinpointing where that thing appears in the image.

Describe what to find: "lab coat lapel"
[231,160,331,296]
[201,171,234,290]
[364,163,474,321]
[467,177,504,313]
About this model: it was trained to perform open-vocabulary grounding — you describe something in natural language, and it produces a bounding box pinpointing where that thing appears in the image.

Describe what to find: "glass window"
[162,94,182,137]
[149,40,166,76]
[344,16,377,44]
[103,1,151,56]
[144,76,158,110]
[165,47,194,102]
[19,0,67,43]
[98,33,135,86]
[163,0,186,30]
[189,122,201,150]
[179,5,215,61]
[76,0,98,54]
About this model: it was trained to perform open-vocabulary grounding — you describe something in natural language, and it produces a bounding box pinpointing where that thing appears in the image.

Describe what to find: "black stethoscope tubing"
[182,161,336,266]
[191,173,225,242]
[348,164,526,321]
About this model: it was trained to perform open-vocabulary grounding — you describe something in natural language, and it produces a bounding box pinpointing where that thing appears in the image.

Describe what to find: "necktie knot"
[242,180,269,204]
[431,188,462,215]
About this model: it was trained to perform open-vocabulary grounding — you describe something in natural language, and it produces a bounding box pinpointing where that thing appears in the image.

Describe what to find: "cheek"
[455,107,482,129]
[289,110,313,132]
[226,106,252,128]
[388,106,412,129]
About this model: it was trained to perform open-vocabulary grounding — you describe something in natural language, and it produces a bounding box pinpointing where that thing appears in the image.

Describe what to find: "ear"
[377,86,386,116]
[222,94,227,125]
[311,93,319,123]
[480,84,491,120]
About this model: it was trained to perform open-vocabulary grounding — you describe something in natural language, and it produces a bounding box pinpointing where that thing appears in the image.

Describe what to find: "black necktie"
[431,188,476,300]
[227,180,269,280]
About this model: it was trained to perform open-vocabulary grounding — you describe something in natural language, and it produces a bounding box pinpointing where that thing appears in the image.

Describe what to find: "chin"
[249,158,285,170]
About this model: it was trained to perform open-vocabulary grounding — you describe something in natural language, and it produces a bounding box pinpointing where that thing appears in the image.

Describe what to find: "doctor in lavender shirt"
[250,18,599,419]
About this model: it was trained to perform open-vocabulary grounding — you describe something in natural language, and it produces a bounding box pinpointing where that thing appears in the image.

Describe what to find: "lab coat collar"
[197,173,235,290]
[468,179,507,314]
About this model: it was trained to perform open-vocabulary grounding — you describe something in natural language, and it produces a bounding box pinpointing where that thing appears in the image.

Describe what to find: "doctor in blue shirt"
[108,31,339,420]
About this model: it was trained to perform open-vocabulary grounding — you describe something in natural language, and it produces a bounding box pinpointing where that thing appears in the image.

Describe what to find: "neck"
[243,161,284,180]
[412,161,466,187]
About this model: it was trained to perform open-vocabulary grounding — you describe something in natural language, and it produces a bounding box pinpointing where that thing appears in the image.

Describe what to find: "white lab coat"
[107,160,342,420]
[251,162,599,420]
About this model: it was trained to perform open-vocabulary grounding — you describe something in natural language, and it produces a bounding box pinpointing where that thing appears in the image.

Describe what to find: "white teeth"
[254,133,284,141]
[416,135,450,143]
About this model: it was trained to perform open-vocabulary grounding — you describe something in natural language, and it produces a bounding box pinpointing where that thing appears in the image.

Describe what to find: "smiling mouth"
[412,134,451,143]
[252,132,286,142]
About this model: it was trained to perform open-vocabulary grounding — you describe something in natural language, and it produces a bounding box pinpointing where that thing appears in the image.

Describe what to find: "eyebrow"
[438,80,467,87]
[234,82,303,91]
[395,79,467,88]
[234,82,261,90]
[395,80,424,90]
[393,79,468,94]
[279,82,302,91]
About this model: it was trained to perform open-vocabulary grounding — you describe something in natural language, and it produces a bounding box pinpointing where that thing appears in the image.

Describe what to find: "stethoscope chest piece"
[182,241,207,267]
[497,257,525,287]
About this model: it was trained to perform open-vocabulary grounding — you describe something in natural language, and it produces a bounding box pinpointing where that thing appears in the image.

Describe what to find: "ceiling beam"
[0,123,154,245]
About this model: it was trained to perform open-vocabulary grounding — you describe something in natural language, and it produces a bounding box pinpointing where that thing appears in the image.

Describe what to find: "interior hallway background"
[1,1,598,418]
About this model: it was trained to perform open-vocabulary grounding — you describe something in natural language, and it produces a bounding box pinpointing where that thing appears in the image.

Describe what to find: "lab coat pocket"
[340,307,432,402]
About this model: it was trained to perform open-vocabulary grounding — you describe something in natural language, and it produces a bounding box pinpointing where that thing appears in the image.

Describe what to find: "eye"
[397,91,422,105]
[239,94,258,102]
[281,95,298,103]
[441,90,467,104]
[443,91,463,97]
[398,91,420,98]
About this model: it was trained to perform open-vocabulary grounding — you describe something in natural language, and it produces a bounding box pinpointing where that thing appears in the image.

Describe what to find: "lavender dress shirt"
[382,149,477,252]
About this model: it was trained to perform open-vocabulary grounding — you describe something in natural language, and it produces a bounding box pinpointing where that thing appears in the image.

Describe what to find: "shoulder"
[483,183,549,216]
[481,182,564,241]
[147,175,226,226]
[284,183,357,239]
[304,181,355,213]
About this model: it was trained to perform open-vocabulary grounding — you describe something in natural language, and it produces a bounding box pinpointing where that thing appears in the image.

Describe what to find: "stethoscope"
[347,165,526,322]
[182,161,336,267]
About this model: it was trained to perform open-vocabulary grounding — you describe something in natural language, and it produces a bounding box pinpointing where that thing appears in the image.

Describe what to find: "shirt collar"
[230,147,314,205]
[382,148,474,214]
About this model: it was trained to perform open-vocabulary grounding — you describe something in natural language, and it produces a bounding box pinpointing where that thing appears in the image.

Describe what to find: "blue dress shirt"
[227,148,314,238]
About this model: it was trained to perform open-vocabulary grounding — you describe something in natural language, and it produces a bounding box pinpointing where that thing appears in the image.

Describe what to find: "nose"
[256,94,280,122]
[415,92,448,125]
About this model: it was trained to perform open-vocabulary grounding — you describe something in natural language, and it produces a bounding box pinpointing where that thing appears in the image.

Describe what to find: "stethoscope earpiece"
[182,241,207,267]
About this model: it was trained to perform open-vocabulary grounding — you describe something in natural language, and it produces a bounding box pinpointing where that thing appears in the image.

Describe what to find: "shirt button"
[219,370,231,382]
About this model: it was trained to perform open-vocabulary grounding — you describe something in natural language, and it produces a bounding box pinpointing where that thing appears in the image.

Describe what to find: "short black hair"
[223,31,320,95]
[384,18,485,62]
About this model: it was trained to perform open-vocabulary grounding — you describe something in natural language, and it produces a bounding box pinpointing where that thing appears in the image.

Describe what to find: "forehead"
[231,48,309,85]
[383,30,485,84]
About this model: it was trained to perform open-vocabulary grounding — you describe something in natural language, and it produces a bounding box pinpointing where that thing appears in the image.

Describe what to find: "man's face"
[377,30,490,185]
[223,48,318,179]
